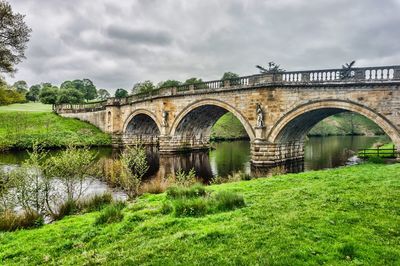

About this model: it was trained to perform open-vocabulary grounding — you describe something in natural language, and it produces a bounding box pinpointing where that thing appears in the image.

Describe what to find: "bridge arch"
[268,99,400,145]
[170,99,255,141]
[123,109,161,136]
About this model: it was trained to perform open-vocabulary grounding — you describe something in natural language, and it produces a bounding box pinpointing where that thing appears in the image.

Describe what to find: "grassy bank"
[1,163,399,265]
[0,103,111,150]
[211,113,249,140]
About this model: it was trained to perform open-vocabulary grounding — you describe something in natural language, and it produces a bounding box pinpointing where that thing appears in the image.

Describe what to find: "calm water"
[0,136,390,179]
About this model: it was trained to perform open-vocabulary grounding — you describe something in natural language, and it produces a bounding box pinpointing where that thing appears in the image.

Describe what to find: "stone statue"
[256,103,264,128]
[162,111,168,127]
[340,60,356,79]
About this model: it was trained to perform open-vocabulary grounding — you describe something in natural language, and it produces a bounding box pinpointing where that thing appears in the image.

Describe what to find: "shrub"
[367,156,385,164]
[160,202,174,215]
[0,210,43,232]
[94,202,126,225]
[213,191,245,211]
[78,193,113,212]
[173,198,208,217]
[51,199,78,221]
[174,168,197,187]
[166,183,207,199]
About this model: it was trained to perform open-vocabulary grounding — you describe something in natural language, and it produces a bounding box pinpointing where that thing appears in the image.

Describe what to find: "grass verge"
[0,163,400,264]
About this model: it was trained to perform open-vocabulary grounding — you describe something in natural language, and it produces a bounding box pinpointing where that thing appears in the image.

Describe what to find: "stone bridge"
[55,65,400,166]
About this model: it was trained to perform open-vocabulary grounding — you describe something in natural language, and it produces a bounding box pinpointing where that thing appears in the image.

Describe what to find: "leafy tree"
[60,79,97,102]
[221,72,239,80]
[115,88,128,98]
[132,80,155,95]
[158,80,181,88]
[0,1,31,74]
[12,80,28,94]
[97,89,110,100]
[57,88,84,104]
[39,83,58,104]
[26,84,41,102]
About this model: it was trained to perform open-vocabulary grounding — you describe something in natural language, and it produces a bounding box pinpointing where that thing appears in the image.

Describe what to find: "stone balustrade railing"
[54,65,400,113]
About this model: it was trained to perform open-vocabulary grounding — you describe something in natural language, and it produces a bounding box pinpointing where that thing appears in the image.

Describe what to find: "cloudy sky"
[7,0,400,92]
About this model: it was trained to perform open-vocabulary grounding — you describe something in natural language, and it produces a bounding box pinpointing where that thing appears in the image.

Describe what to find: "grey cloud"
[6,0,400,92]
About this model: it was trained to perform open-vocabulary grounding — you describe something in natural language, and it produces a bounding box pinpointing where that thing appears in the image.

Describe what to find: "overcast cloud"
[7,0,400,92]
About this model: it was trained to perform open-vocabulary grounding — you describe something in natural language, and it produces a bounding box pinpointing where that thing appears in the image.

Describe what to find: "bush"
[0,210,43,232]
[160,202,174,215]
[51,199,78,221]
[78,193,113,212]
[166,183,207,199]
[94,202,126,225]
[367,156,385,164]
[213,191,245,211]
[173,198,208,217]
[174,168,197,187]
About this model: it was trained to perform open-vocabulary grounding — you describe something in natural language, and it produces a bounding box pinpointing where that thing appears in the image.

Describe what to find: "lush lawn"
[1,163,399,265]
[0,102,53,112]
[0,111,111,150]
[358,143,397,158]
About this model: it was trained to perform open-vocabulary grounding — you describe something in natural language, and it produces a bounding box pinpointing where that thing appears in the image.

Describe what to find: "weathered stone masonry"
[55,65,400,165]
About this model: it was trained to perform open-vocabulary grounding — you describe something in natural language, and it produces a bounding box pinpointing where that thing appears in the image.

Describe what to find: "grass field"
[0,102,53,112]
[1,163,399,265]
[0,103,111,150]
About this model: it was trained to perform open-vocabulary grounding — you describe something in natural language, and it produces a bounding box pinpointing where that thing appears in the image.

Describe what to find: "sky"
[7,0,400,92]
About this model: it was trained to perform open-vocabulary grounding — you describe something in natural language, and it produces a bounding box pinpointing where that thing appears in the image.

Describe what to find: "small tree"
[26,84,41,102]
[45,146,97,205]
[221,72,239,80]
[115,88,128,98]
[120,145,149,199]
[184,77,206,89]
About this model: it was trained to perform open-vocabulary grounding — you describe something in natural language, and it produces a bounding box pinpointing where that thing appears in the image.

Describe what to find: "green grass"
[1,163,400,265]
[211,112,249,140]
[0,111,111,150]
[0,102,52,112]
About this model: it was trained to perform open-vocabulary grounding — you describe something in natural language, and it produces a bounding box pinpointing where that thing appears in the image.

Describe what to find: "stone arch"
[268,99,400,146]
[170,99,255,141]
[123,109,161,136]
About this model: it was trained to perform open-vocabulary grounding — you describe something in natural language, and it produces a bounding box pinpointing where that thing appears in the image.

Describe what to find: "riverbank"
[1,163,399,264]
[0,110,111,150]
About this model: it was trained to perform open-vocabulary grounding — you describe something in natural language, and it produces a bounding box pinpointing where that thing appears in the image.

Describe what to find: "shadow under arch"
[123,109,161,136]
[267,99,400,145]
[169,99,255,141]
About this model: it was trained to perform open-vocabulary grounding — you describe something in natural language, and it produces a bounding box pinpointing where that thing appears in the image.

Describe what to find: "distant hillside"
[211,112,384,140]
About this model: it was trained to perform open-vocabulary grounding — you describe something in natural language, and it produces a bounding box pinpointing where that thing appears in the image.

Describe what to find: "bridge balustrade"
[54,65,400,113]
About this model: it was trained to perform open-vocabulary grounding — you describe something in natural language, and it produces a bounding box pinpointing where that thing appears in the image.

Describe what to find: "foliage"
[45,146,98,205]
[26,84,41,102]
[158,80,181,88]
[60,79,97,102]
[97,89,110,100]
[0,85,25,105]
[57,88,84,104]
[78,193,113,212]
[173,197,209,217]
[0,110,111,150]
[0,1,31,73]
[183,77,207,89]
[173,168,197,187]
[12,80,28,94]
[0,164,400,264]
[39,83,58,104]
[115,88,128,98]
[94,202,125,225]
[132,80,155,95]
[213,190,245,211]
[256,61,285,73]
[221,72,239,80]
[0,210,43,232]
[166,183,207,199]
[120,145,149,199]
[210,112,248,141]
[367,156,385,164]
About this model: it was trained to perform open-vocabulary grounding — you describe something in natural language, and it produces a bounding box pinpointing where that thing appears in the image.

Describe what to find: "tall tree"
[221,72,239,80]
[57,88,84,104]
[115,88,128,98]
[26,84,40,102]
[97,89,110,100]
[12,80,28,94]
[158,80,181,88]
[0,1,31,74]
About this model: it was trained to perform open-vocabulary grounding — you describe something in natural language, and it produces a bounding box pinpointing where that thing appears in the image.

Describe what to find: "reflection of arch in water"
[170,99,254,141]
[268,99,400,146]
